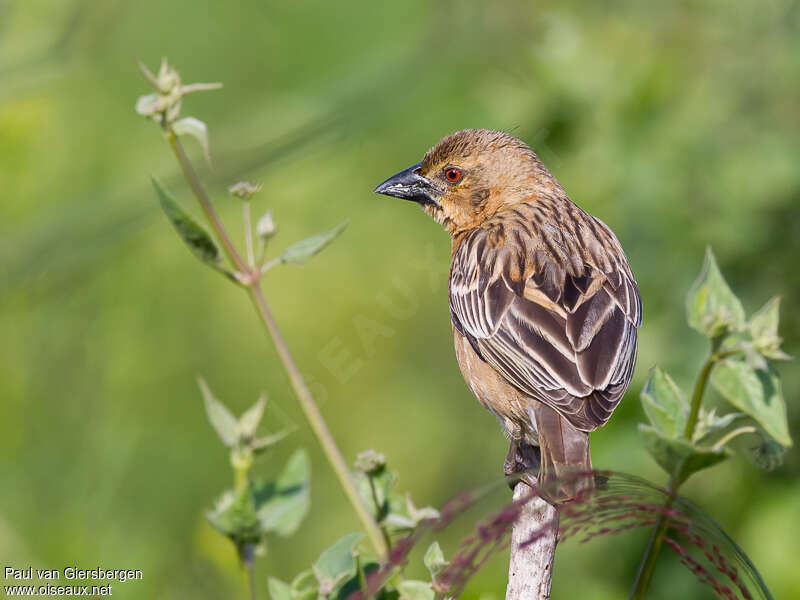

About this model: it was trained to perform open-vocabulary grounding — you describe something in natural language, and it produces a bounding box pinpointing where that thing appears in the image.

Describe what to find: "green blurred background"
[1,1,798,598]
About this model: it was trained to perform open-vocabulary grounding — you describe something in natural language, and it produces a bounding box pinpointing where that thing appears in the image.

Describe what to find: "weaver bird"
[374,129,641,501]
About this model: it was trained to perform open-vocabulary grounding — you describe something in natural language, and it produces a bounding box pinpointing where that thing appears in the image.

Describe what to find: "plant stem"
[164,128,248,274]
[682,355,717,442]
[712,426,758,451]
[247,564,256,600]
[243,201,255,267]
[247,283,387,555]
[162,128,388,558]
[629,341,728,599]
[367,474,393,552]
[242,544,257,600]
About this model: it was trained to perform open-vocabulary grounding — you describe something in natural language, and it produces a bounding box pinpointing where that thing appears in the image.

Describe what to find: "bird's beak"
[373,162,441,208]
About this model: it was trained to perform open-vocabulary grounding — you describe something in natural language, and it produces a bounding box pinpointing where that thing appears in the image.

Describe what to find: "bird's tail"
[531,402,593,503]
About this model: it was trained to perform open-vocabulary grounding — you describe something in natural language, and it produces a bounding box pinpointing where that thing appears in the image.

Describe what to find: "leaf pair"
[638,368,730,485]
[152,178,347,276]
[354,453,439,534]
[640,248,793,483]
[206,449,311,547]
[687,249,792,450]
[268,536,449,600]
[268,533,374,600]
[199,378,288,451]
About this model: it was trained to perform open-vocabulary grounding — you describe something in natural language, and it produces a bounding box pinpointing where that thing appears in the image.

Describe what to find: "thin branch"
[164,128,249,274]
[161,127,388,558]
[712,426,758,452]
[260,257,280,274]
[246,283,389,557]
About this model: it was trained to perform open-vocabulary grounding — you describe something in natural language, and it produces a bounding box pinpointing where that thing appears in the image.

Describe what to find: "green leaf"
[152,177,222,268]
[686,247,745,338]
[405,494,440,525]
[206,487,261,546]
[281,220,348,265]
[749,297,792,360]
[693,409,743,443]
[332,562,383,600]
[237,395,267,440]
[711,360,792,447]
[423,541,448,579]
[173,117,211,165]
[397,581,435,600]
[290,570,318,600]
[313,533,364,586]
[750,297,779,339]
[198,378,237,447]
[250,430,292,453]
[267,577,292,600]
[639,425,730,485]
[383,512,416,530]
[640,367,688,437]
[254,449,311,536]
[355,466,396,522]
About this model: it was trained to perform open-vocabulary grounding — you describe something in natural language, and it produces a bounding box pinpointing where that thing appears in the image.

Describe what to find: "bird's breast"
[452,327,535,441]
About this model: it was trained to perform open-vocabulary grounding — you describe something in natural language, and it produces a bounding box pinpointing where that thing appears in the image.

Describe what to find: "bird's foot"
[504,440,541,490]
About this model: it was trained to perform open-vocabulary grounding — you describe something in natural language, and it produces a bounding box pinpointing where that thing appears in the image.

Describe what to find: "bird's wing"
[449,208,641,431]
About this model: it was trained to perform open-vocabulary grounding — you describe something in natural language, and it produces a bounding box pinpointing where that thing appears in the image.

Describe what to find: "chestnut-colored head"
[375,129,560,234]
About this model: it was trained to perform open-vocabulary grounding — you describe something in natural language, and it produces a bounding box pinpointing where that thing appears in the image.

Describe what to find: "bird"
[374,129,641,502]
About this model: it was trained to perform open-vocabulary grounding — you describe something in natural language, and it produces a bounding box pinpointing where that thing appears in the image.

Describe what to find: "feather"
[449,198,642,432]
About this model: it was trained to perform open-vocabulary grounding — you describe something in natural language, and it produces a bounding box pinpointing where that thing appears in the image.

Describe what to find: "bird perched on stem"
[375,129,641,502]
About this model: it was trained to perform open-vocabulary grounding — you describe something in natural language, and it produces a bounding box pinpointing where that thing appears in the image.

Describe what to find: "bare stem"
[248,283,388,556]
[505,481,558,600]
[162,127,387,558]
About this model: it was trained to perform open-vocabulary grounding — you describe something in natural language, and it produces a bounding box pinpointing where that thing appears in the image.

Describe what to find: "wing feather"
[449,205,642,431]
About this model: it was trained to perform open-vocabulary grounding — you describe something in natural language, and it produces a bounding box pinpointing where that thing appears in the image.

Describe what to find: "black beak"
[373,162,440,208]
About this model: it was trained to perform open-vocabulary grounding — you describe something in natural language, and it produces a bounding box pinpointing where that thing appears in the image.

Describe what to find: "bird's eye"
[444,168,462,183]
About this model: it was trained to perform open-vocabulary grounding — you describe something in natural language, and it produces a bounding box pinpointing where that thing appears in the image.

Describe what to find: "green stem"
[712,426,757,451]
[355,553,367,595]
[163,128,388,558]
[367,474,393,552]
[247,283,387,556]
[628,481,676,600]
[682,355,716,442]
[247,564,256,600]
[242,544,257,600]
[629,340,732,599]
[233,448,251,493]
[164,128,248,274]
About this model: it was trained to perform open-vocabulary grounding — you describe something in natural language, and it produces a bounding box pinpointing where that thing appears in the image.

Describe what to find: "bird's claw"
[504,440,541,490]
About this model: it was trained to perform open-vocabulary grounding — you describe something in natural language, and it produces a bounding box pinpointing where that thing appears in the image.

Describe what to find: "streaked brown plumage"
[375,129,642,501]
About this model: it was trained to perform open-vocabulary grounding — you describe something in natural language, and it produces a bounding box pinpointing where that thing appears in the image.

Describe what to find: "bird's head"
[374,129,560,234]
